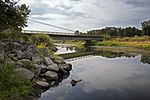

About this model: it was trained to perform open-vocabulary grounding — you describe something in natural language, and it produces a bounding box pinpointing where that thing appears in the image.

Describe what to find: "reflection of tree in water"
[141,55,150,64]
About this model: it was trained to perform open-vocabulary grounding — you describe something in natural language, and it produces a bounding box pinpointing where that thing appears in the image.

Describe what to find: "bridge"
[22,30,103,41]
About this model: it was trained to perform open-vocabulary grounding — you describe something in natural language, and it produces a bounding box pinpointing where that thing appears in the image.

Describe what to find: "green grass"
[0,63,33,100]
[21,61,35,70]
[93,36,150,50]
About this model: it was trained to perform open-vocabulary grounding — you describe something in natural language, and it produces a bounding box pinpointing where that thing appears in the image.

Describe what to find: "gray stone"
[43,57,53,66]
[27,45,38,53]
[17,50,25,59]
[46,63,59,72]
[16,61,24,67]
[35,81,50,88]
[19,59,31,63]
[24,50,33,59]
[7,53,16,59]
[53,57,65,64]
[15,68,34,80]
[13,42,21,50]
[49,54,54,60]
[34,64,42,77]
[0,54,4,62]
[45,71,58,80]
[13,57,18,62]
[32,56,41,64]
[40,64,47,73]
[51,46,58,52]
[0,42,5,54]
[60,63,72,72]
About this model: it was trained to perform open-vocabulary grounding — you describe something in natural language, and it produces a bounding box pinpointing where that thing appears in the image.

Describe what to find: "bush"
[31,33,54,48]
[0,63,32,100]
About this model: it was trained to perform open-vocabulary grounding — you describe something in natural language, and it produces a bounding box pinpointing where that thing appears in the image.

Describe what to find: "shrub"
[0,63,32,100]
[31,33,54,48]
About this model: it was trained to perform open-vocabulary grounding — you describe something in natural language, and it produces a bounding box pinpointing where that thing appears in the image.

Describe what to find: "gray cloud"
[20,0,150,32]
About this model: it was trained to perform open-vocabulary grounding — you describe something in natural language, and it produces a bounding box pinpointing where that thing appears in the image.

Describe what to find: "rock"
[53,57,65,64]
[13,42,21,50]
[59,63,72,72]
[46,63,59,72]
[27,45,38,53]
[0,42,5,54]
[15,68,34,80]
[16,61,24,67]
[40,64,47,74]
[17,50,25,59]
[43,57,53,66]
[19,59,31,63]
[35,81,50,88]
[32,56,41,64]
[71,79,82,87]
[7,53,16,59]
[0,54,4,62]
[34,64,42,77]
[49,54,54,60]
[13,57,18,61]
[45,71,58,80]
[51,46,58,52]
[24,50,33,59]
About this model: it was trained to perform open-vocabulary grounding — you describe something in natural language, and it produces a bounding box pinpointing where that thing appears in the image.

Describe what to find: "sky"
[18,0,150,33]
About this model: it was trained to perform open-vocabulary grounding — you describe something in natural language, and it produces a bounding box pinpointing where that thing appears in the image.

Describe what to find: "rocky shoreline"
[0,40,72,99]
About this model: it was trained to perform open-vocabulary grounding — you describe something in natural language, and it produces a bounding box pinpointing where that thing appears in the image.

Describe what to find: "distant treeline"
[78,20,150,37]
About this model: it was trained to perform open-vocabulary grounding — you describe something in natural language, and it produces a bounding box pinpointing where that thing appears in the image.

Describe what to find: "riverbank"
[0,40,72,100]
[92,36,150,50]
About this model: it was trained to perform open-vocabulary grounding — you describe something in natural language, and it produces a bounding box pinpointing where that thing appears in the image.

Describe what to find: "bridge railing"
[22,30,75,35]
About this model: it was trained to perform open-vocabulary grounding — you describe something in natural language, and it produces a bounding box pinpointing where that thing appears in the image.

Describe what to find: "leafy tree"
[141,20,150,36]
[0,0,30,32]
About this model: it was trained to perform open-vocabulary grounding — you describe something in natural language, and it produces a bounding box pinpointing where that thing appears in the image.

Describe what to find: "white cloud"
[20,0,150,32]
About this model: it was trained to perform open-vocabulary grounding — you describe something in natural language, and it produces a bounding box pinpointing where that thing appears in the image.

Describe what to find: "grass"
[0,63,33,100]
[94,36,150,50]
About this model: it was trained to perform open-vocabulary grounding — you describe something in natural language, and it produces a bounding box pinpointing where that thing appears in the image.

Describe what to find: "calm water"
[40,46,150,100]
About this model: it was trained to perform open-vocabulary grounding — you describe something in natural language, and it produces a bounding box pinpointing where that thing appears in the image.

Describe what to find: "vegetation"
[0,63,32,100]
[21,61,35,70]
[31,33,54,48]
[0,0,30,39]
[77,20,150,37]
[92,36,150,50]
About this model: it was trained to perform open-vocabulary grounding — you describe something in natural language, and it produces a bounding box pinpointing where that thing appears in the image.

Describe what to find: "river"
[39,45,150,100]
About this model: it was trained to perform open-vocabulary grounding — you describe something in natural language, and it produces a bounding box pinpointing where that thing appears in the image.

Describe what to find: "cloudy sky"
[19,0,150,32]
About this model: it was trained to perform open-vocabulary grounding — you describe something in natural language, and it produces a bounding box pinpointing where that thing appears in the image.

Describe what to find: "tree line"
[78,20,150,37]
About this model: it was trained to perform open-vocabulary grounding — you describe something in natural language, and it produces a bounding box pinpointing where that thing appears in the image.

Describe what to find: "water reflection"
[40,55,150,100]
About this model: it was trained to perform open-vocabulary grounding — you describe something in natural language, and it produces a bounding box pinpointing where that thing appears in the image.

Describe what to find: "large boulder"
[15,68,34,80]
[46,63,59,72]
[59,63,72,72]
[53,57,65,64]
[43,57,53,66]
[45,71,58,80]
[35,81,50,89]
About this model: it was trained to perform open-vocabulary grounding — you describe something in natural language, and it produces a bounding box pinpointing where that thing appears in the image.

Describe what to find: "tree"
[141,20,150,36]
[0,0,30,32]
